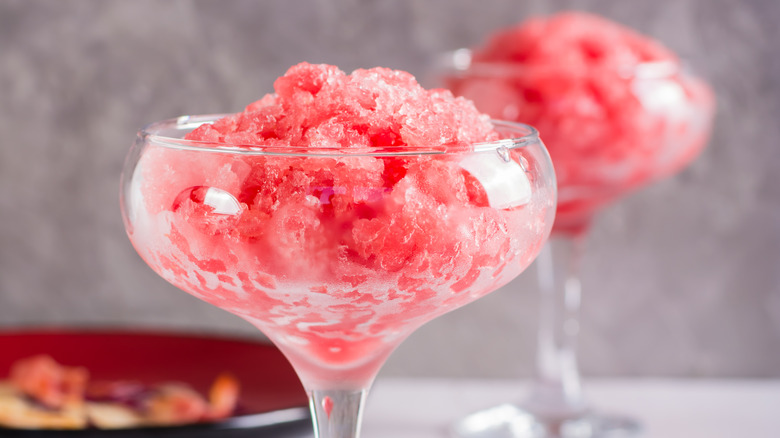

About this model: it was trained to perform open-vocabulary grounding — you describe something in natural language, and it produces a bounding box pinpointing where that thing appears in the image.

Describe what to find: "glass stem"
[527,233,588,419]
[308,388,369,438]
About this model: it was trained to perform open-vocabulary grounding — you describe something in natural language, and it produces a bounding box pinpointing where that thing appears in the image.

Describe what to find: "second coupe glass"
[443,49,715,438]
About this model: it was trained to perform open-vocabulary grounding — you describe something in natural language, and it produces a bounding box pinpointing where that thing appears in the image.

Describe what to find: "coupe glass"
[441,50,715,437]
[120,115,557,438]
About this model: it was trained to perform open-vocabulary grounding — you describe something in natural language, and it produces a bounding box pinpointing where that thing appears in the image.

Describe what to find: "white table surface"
[359,378,780,438]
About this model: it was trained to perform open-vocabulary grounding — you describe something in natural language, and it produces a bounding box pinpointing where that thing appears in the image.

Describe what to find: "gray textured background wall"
[1,0,778,379]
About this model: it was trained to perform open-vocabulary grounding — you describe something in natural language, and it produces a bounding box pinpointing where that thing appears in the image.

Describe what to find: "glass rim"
[139,114,540,157]
[439,48,682,80]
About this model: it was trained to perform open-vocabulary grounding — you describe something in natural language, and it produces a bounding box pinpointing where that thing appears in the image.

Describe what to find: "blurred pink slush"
[126,64,554,389]
[445,12,715,234]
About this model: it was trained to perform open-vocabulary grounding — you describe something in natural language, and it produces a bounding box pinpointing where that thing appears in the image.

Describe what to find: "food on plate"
[0,355,240,430]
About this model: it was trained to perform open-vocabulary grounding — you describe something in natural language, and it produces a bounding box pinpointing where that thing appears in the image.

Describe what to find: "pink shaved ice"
[127,64,554,389]
[186,63,498,149]
[445,12,715,233]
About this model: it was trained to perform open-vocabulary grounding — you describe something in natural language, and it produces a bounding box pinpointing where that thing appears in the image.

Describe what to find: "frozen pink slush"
[445,12,714,233]
[126,63,554,389]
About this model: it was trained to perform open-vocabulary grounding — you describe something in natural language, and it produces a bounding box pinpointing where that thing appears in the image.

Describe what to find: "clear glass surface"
[440,50,715,438]
[120,115,557,438]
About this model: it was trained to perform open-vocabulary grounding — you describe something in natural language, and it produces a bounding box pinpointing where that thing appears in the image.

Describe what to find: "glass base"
[451,403,641,438]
